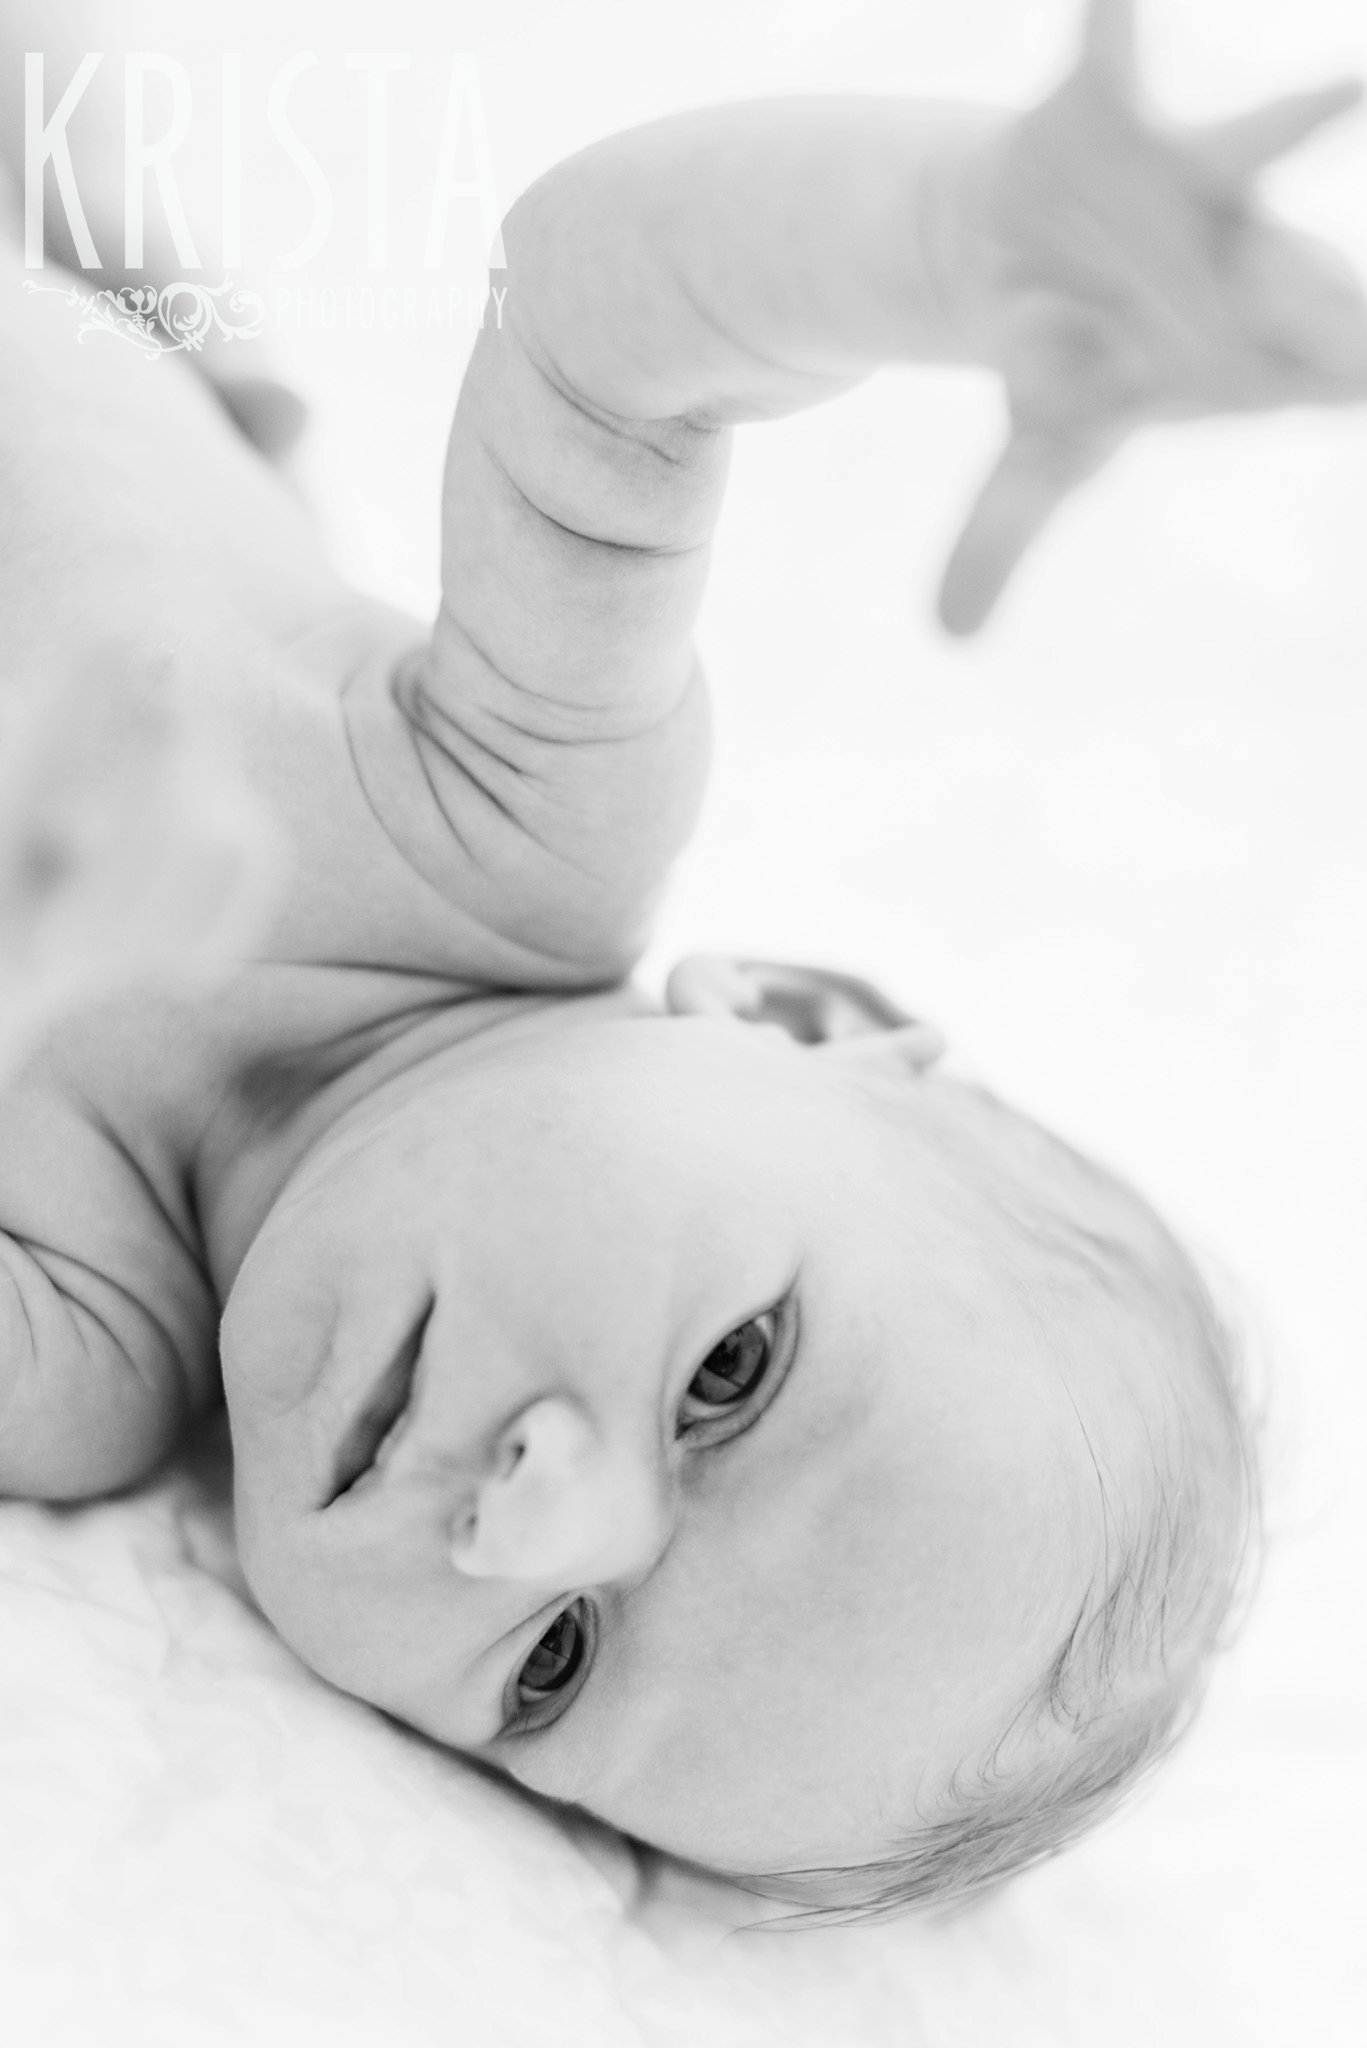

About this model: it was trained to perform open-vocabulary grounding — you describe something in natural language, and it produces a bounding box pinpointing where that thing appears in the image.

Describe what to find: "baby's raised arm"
[348,0,1367,982]
[350,97,998,979]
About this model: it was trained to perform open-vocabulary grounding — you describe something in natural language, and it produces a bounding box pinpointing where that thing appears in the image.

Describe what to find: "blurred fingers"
[1192,78,1363,184]
[0,646,281,1049]
[1238,224,1367,399]
[1076,0,1140,98]
[937,423,1120,636]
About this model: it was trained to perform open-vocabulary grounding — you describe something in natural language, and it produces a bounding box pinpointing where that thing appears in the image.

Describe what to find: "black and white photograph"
[1,2,1364,2042]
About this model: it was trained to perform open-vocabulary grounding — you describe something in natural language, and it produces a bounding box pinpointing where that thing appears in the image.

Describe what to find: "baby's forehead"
[883,1076,1208,1453]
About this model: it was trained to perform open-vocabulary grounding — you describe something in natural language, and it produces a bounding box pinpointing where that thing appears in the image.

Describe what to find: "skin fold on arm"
[348,0,1367,986]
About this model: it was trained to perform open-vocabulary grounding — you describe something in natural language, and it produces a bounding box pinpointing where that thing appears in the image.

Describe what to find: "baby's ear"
[664,953,945,1067]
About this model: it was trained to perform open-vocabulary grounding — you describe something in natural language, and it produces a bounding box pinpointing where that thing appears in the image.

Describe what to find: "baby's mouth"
[322,1299,434,1506]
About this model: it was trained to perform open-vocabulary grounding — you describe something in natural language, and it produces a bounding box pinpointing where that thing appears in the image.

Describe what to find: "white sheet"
[4,2,1366,2042]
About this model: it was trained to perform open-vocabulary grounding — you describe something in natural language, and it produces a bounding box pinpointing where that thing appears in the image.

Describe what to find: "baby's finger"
[1238,225,1367,400]
[1192,78,1363,184]
[1076,0,1140,98]
[937,426,1118,636]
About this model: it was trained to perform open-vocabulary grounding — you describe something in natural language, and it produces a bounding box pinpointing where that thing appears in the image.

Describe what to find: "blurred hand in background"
[940,0,1367,632]
[0,645,278,1083]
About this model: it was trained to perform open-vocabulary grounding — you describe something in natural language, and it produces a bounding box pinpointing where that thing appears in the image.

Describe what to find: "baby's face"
[221,1009,1106,1876]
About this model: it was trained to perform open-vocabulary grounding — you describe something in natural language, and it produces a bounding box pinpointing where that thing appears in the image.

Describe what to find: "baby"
[2,0,1364,1924]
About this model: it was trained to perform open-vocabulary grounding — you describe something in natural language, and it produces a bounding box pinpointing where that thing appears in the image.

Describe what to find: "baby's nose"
[449,1396,669,1586]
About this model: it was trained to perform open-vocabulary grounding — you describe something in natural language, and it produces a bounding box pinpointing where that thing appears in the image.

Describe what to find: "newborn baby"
[2,1,1363,1922]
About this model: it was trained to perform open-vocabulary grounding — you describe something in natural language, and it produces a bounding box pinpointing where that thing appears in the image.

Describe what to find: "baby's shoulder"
[283,605,660,995]
[232,605,594,989]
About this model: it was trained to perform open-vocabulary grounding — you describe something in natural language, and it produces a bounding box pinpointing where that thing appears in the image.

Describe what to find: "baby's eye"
[515,1600,591,1718]
[677,1309,780,1433]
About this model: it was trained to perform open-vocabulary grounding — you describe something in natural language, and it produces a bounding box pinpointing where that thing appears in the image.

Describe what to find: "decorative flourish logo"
[22,276,265,359]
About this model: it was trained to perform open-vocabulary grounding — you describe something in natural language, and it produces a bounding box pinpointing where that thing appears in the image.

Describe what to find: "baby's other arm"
[350,0,1367,981]
[0,1073,218,1500]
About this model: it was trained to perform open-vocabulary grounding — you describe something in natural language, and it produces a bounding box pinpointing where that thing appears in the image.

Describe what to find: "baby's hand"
[0,649,278,1081]
[940,0,1367,633]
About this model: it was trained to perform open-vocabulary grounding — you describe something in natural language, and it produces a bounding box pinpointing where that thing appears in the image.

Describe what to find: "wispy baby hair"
[728,1077,1265,1929]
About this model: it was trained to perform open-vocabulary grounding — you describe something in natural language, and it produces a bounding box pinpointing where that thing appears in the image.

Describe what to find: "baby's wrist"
[904,108,1014,368]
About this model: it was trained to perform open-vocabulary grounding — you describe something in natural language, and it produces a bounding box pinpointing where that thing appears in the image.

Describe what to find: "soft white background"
[3,1,1366,2042]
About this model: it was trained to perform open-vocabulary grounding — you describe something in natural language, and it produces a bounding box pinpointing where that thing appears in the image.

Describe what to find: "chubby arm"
[347,0,1367,982]
[0,1231,206,1500]
[0,1071,220,1500]
[346,96,1002,978]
